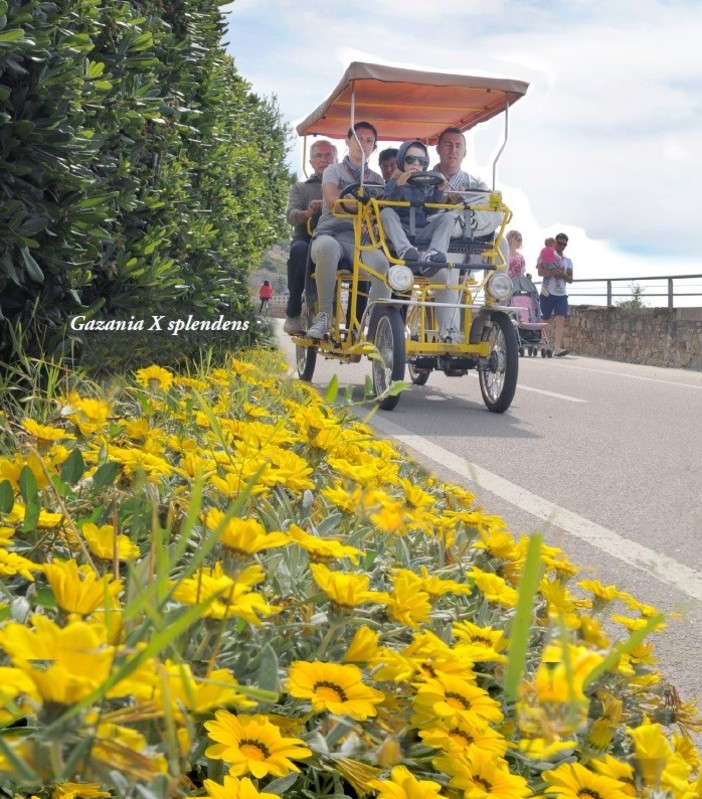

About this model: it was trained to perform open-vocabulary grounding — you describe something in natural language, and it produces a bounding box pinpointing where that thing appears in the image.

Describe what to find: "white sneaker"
[307,312,330,339]
[283,315,304,335]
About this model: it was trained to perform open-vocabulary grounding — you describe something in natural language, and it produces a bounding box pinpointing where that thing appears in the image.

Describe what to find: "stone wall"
[564,306,702,370]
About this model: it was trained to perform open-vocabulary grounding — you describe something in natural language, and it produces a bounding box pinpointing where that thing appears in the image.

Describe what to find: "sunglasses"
[404,155,429,167]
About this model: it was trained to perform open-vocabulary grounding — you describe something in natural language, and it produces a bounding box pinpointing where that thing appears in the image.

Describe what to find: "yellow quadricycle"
[293,62,529,412]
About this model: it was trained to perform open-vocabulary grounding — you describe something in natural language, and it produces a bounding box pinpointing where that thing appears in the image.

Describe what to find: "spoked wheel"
[368,305,406,410]
[295,296,317,382]
[478,312,519,413]
[407,361,430,386]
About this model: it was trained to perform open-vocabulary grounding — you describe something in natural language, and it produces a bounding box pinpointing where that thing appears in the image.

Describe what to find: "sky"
[222,0,702,306]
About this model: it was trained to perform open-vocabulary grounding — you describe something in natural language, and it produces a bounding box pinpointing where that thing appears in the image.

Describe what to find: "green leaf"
[257,643,281,692]
[324,374,339,403]
[60,448,85,485]
[0,27,24,42]
[21,247,44,283]
[18,466,40,533]
[0,480,14,514]
[504,533,543,701]
[91,461,120,489]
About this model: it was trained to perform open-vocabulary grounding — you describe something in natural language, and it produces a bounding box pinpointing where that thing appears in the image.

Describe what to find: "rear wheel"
[479,312,519,413]
[368,306,406,410]
[296,296,317,382]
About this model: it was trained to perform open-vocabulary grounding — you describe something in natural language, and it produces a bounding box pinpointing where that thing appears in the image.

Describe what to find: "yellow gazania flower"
[398,478,435,510]
[204,775,278,799]
[203,510,289,556]
[474,528,518,561]
[627,717,672,788]
[343,626,381,663]
[540,578,592,618]
[468,568,518,608]
[0,666,41,723]
[204,711,311,778]
[416,566,472,599]
[42,559,122,616]
[153,662,257,719]
[62,392,111,435]
[577,578,619,609]
[534,643,603,704]
[385,570,431,628]
[82,522,141,561]
[673,732,701,772]
[0,615,113,704]
[210,468,270,499]
[87,719,167,780]
[368,497,407,534]
[542,761,631,799]
[135,364,174,390]
[21,418,76,444]
[310,563,389,610]
[107,446,173,480]
[516,736,576,760]
[287,661,385,720]
[320,483,362,514]
[578,616,611,649]
[368,765,443,799]
[123,417,150,440]
[419,717,509,758]
[261,447,315,492]
[170,562,279,624]
[590,755,637,797]
[53,783,111,799]
[437,750,532,798]
[452,620,507,664]
[288,524,363,565]
[413,674,504,728]
[0,548,42,581]
[229,359,257,376]
[611,613,666,633]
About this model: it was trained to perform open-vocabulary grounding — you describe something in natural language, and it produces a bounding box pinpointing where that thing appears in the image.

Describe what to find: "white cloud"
[223,0,702,297]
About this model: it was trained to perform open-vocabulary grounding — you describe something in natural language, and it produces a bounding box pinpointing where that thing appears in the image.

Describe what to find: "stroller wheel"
[541,348,546,358]
[547,348,553,358]
[529,347,536,357]
[519,346,525,357]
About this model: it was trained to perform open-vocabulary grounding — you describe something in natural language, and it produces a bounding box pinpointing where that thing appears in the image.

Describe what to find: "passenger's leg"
[362,249,391,308]
[380,208,414,258]
[308,235,341,338]
[421,210,459,254]
[432,266,463,339]
[286,238,310,319]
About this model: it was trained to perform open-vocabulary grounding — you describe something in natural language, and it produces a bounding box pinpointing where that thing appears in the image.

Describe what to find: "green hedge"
[0,0,289,361]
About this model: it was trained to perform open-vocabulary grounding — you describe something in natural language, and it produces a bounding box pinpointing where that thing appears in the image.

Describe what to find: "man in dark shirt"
[283,140,337,334]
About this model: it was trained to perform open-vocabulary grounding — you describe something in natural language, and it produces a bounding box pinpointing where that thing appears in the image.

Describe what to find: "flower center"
[445,691,471,710]
[474,777,490,791]
[314,680,348,702]
[239,739,270,761]
[449,727,474,746]
[578,791,603,799]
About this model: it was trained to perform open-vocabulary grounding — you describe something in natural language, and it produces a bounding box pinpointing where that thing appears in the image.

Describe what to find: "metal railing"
[536,273,702,309]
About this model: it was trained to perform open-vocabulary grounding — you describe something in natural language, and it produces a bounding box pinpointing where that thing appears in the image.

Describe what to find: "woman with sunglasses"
[380,139,464,341]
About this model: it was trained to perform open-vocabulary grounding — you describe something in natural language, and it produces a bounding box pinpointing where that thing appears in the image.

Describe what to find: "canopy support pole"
[492,103,509,189]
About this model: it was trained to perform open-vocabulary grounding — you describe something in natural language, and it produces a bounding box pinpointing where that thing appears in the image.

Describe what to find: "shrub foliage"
[0,0,289,360]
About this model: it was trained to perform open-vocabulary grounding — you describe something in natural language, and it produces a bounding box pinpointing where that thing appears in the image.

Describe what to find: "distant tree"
[616,282,649,309]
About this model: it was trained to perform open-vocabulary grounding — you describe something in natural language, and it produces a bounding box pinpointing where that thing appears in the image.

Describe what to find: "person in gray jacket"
[283,139,337,335]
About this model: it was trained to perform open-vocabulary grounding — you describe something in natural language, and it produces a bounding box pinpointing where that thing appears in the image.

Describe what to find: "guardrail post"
[606,280,613,306]
[668,278,674,309]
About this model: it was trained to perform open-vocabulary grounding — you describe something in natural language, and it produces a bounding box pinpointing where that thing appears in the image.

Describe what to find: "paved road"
[276,321,702,725]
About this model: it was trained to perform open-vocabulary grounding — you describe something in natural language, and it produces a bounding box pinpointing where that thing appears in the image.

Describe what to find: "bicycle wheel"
[295,295,317,382]
[368,305,406,411]
[478,312,519,413]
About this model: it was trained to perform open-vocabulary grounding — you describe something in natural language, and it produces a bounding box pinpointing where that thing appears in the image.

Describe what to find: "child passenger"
[380,139,464,342]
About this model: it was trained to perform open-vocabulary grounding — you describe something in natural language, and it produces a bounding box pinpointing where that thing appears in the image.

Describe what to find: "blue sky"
[222,0,702,301]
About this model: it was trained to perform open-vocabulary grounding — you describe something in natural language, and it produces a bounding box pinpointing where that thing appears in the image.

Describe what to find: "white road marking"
[557,362,702,390]
[517,385,587,403]
[372,415,702,603]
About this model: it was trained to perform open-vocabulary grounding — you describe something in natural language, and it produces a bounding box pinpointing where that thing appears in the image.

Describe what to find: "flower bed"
[0,352,699,799]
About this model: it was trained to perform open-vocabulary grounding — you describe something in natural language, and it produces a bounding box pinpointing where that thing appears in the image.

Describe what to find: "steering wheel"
[406,170,444,188]
[338,182,384,213]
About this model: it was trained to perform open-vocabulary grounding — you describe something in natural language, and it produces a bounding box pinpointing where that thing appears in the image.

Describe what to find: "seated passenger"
[283,140,337,335]
[434,126,510,270]
[378,147,398,183]
[380,140,464,343]
[308,121,389,340]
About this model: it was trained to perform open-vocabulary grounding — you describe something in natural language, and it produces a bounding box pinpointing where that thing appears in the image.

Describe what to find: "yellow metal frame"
[293,190,515,363]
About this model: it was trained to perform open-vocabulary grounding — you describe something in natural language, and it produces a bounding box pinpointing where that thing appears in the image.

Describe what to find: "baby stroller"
[511,276,551,357]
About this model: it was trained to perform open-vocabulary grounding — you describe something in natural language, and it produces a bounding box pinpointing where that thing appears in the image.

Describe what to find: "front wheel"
[478,312,519,413]
[408,362,430,386]
[296,295,317,382]
[368,306,406,410]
